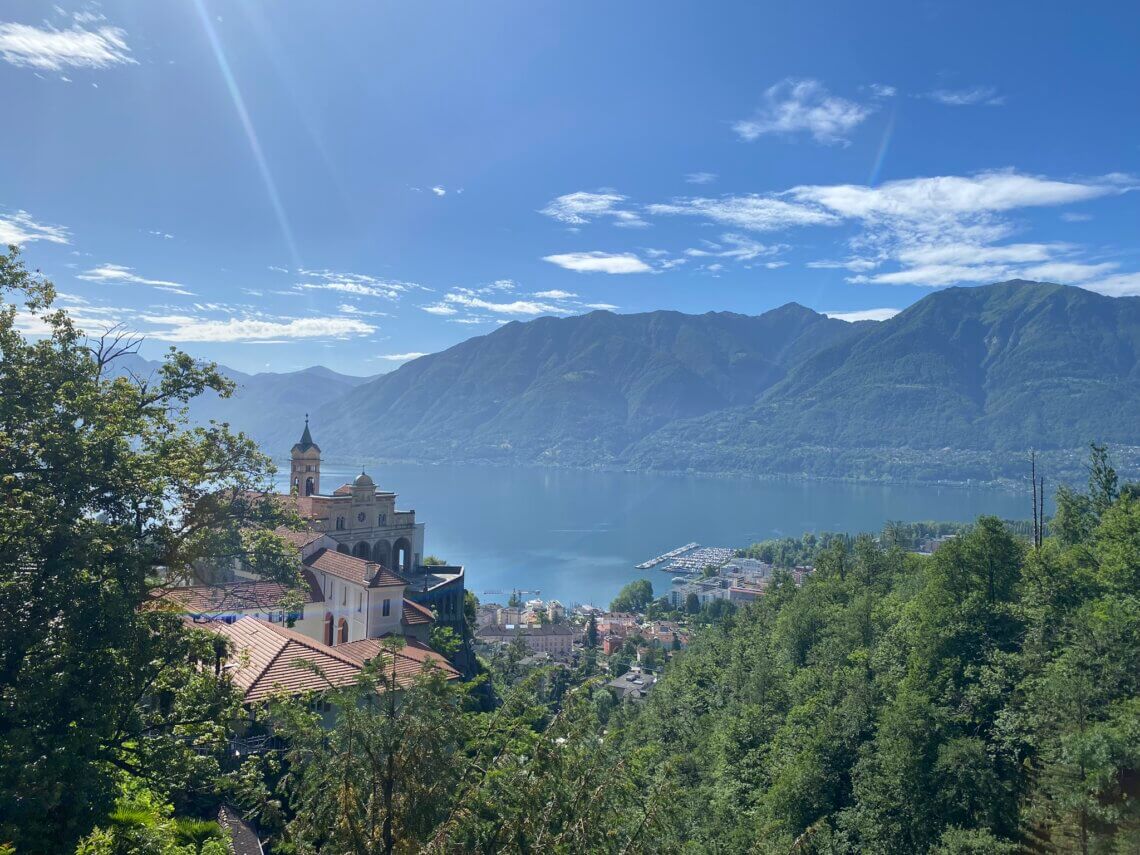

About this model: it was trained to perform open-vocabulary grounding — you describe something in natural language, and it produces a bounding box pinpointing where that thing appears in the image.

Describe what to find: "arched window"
[337,618,348,644]
[323,613,334,646]
[336,543,350,555]
[305,477,315,496]
[335,516,345,531]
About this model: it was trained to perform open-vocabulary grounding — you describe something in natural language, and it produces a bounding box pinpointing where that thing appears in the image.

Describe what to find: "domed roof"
[353,470,374,488]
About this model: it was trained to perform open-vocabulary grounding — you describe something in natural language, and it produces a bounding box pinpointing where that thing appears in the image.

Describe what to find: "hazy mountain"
[144,281,1140,483]
[315,305,867,464]
[112,355,375,454]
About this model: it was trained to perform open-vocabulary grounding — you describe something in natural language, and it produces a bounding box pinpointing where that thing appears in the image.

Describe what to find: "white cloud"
[1061,212,1093,222]
[685,172,718,185]
[648,195,836,232]
[584,302,619,311]
[824,308,901,322]
[294,269,414,300]
[926,86,1004,106]
[0,21,135,71]
[439,292,565,316]
[868,83,897,98]
[431,186,446,196]
[0,210,70,245]
[733,79,872,145]
[533,289,577,299]
[684,233,784,262]
[1019,261,1118,283]
[852,264,1012,287]
[77,263,192,295]
[540,192,646,228]
[378,352,428,361]
[807,258,880,272]
[421,304,458,316]
[788,171,1116,221]
[150,316,375,342]
[1083,272,1140,297]
[542,251,652,274]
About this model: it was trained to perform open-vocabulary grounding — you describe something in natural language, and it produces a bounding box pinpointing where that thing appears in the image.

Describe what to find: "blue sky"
[3,1,1139,375]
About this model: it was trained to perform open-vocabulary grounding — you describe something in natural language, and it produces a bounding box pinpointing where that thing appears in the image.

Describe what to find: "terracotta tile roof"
[272,526,324,549]
[155,571,323,615]
[305,548,407,588]
[401,598,435,626]
[210,617,364,702]
[333,484,353,496]
[336,636,460,681]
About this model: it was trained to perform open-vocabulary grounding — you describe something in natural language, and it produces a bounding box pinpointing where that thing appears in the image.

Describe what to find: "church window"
[335,516,345,531]
[342,586,347,606]
[382,599,391,617]
[337,618,348,644]
[378,513,386,526]
[357,592,363,612]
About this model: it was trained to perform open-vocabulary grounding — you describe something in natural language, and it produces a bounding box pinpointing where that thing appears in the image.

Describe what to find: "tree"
[610,578,653,613]
[270,644,469,854]
[0,248,297,852]
[422,554,447,566]
[585,613,598,648]
[685,592,701,614]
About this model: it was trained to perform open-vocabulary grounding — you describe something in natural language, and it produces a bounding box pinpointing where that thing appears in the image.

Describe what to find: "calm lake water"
[277,462,1035,607]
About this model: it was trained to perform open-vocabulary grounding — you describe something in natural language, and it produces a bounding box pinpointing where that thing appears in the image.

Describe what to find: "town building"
[474,623,579,657]
[607,666,658,702]
[209,616,458,707]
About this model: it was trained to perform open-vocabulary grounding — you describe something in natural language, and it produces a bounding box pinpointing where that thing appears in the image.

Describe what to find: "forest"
[2,246,1138,853]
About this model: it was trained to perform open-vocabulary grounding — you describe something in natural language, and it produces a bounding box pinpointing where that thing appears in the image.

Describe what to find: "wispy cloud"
[824,308,901,322]
[648,195,837,231]
[431,186,446,196]
[684,233,786,262]
[150,316,375,342]
[685,172,718,185]
[926,85,1004,106]
[78,263,193,295]
[542,251,652,274]
[733,79,872,145]
[0,209,70,245]
[294,268,416,300]
[0,20,135,71]
[378,352,428,361]
[540,192,647,228]
[425,291,566,316]
[533,289,577,299]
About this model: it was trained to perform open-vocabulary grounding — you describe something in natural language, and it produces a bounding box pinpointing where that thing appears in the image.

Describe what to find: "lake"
[277,462,1036,607]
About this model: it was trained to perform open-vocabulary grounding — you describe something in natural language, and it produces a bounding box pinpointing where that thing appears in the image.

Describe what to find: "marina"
[635,542,699,569]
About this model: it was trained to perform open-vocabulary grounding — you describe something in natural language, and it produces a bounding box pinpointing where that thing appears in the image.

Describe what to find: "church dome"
[353,470,375,488]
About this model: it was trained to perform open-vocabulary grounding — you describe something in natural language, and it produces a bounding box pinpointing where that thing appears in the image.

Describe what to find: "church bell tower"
[290,415,321,496]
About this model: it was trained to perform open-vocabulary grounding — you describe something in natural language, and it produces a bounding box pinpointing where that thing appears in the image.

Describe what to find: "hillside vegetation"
[177,281,1140,484]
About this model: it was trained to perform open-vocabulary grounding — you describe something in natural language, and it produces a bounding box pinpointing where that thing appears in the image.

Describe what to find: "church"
[157,419,469,702]
[281,418,467,632]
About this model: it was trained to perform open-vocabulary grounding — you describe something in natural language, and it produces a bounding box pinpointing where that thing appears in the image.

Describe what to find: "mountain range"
[148,281,1140,484]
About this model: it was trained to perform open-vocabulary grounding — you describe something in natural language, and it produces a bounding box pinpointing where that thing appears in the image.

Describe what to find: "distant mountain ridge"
[156,281,1140,484]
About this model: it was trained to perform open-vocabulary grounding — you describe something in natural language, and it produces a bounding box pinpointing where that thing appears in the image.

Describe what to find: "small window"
[357,592,363,612]
[382,599,391,617]
[342,586,347,606]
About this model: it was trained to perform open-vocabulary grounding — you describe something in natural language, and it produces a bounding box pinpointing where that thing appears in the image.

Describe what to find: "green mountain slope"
[627,282,1140,480]
[317,305,866,464]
